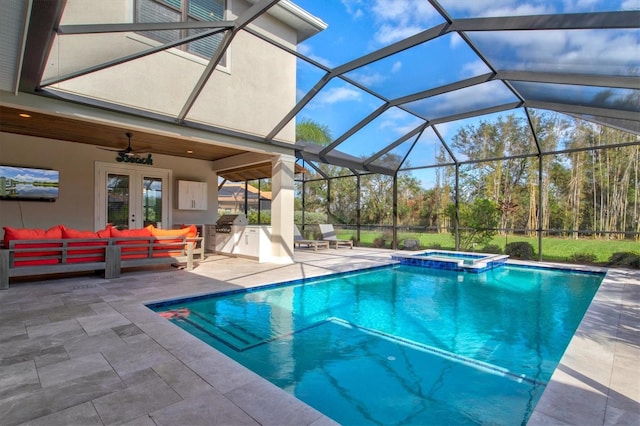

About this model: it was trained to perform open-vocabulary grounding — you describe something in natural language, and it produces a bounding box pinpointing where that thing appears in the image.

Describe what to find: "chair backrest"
[294,225,304,241]
[319,224,338,241]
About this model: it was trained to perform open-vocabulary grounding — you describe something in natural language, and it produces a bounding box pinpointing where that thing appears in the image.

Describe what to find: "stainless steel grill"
[215,214,247,233]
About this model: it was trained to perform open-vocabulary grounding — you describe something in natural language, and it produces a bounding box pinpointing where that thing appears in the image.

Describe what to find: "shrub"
[505,242,535,260]
[607,252,640,269]
[569,252,597,264]
[373,236,387,248]
[479,244,502,254]
[293,211,329,226]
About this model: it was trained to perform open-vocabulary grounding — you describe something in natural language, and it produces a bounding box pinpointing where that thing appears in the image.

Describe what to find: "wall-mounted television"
[0,166,59,201]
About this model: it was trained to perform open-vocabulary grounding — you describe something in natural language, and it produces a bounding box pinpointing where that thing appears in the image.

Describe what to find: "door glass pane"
[107,174,129,229]
[143,177,163,228]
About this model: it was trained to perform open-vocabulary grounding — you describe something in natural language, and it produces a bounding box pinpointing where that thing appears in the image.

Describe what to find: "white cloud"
[621,0,640,10]
[391,61,402,73]
[471,29,638,74]
[352,72,387,86]
[341,0,366,19]
[297,44,333,68]
[376,108,423,135]
[369,0,441,45]
[479,3,552,16]
[459,60,491,78]
[434,82,514,114]
[439,0,554,16]
[316,86,362,105]
[375,24,425,44]
[408,81,514,119]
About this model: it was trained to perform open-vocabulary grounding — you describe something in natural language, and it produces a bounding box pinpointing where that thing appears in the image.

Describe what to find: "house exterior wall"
[44,0,297,142]
[0,132,219,230]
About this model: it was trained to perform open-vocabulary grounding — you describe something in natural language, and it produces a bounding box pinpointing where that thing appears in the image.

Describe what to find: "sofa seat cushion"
[2,225,64,266]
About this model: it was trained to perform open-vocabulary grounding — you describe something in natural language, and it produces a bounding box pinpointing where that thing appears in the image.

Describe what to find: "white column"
[269,154,295,264]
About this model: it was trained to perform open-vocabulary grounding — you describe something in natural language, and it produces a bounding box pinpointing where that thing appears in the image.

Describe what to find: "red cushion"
[111,228,152,238]
[97,226,112,238]
[62,228,99,239]
[2,225,64,266]
[147,226,190,238]
[3,225,63,247]
[111,227,153,257]
[62,227,109,262]
[180,224,198,239]
[145,225,188,255]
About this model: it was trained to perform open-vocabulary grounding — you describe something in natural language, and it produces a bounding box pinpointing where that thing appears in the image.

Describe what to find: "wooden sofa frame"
[0,236,204,290]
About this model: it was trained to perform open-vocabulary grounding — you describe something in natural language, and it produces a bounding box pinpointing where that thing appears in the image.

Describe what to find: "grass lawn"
[337,229,639,265]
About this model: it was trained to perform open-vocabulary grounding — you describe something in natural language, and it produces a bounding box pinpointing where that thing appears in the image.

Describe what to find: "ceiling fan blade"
[97,132,151,155]
[98,146,126,153]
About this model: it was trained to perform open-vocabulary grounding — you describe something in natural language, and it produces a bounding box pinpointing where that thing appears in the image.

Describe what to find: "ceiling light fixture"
[19,113,31,118]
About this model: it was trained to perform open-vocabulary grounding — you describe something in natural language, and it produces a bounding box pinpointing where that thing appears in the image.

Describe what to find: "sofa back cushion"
[62,227,110,263]
[2,225,64,266]
[146,225,189,257]
[111,227,154,259]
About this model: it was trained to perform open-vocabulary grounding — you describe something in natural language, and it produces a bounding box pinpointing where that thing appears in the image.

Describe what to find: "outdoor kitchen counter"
[214,224,272,262]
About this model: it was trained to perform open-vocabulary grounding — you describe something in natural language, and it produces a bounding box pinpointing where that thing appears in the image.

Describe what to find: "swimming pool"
[149,264,603,425]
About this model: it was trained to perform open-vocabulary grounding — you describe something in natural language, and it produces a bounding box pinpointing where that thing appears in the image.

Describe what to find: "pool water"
[420,251,486,260]
[150,264,603,425]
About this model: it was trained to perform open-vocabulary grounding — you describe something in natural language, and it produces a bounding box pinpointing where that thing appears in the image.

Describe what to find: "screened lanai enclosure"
[287,1,640,262]
[6,0,639,263]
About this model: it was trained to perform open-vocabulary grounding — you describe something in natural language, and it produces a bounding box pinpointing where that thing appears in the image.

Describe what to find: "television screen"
[0,166,59,201]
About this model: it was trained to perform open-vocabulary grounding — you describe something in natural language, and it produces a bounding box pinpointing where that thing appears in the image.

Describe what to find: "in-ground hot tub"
[391,249,509,273]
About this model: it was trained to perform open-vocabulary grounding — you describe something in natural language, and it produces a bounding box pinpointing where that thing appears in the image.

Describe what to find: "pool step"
[181,311,266,351]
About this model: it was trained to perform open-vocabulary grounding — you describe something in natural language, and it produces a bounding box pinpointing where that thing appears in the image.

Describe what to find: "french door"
[95,162,171,230]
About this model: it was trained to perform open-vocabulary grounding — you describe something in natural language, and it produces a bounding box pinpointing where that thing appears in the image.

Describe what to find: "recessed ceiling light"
[19,113,31,118]
[187,150,193,154]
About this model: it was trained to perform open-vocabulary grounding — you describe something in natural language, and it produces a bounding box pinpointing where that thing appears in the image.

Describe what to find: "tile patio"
[0,248,637,425]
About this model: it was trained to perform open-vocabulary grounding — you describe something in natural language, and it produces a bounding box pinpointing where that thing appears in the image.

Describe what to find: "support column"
[270,154,295,264]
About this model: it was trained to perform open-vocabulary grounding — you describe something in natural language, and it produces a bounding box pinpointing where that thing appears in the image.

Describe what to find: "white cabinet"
[177,180,207,210]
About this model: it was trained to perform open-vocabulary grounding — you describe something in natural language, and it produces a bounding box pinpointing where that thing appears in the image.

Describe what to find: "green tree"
[296,119,359,224]
[447,198,499,250]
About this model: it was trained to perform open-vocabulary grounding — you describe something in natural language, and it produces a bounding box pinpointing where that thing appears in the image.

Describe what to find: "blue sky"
[0,166,59,183]
[288,0,639,185]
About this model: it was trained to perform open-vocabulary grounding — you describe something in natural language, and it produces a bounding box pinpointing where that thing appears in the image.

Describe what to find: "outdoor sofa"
[0,224,204,289]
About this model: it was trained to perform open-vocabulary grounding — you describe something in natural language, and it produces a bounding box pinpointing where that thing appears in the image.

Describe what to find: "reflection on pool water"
[149,263,603,425]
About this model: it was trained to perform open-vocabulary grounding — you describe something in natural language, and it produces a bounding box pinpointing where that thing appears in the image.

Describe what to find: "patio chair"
[319,224,353,249]
[294,225,329,251]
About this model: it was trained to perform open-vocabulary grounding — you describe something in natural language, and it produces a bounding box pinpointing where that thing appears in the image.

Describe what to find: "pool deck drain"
[0,248,637,425]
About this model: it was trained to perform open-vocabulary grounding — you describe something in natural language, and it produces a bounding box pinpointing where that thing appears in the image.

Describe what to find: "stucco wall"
[44,0,297,142]
[0,132,218,231]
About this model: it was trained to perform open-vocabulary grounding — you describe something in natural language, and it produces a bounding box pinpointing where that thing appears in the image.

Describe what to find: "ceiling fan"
[100,132,148,156]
